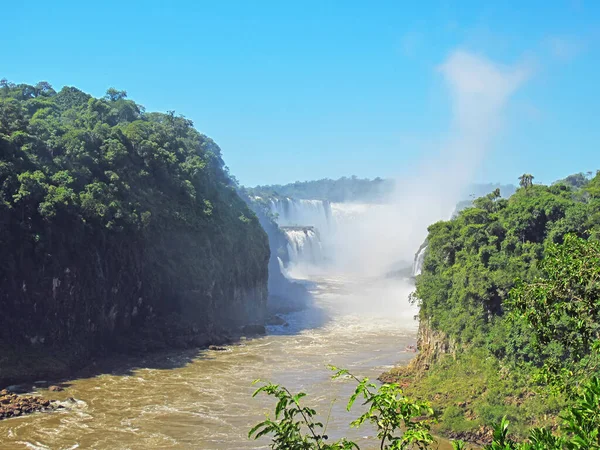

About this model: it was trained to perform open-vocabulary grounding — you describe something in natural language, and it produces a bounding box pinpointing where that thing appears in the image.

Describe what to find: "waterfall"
[412,245,427,276]
[277,256,291,279]
[270,198,332,231]
[282,226,324,266]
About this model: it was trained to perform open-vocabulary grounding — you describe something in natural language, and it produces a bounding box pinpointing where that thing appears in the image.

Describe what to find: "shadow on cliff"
[0,280,329,390]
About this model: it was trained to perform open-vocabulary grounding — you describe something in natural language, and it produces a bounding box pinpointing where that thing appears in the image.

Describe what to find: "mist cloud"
[327,50,532,275]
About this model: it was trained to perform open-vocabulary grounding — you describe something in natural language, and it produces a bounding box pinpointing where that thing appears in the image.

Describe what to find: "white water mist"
[327,50,531,276]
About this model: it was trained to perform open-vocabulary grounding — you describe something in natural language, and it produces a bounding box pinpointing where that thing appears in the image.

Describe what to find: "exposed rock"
[0,391,56,420]
[446,425,495,446]
[48,385,63,392]
[379,320,456,384]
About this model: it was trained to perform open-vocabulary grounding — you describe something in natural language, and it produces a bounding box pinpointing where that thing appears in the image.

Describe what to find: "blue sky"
[2,0,599,186]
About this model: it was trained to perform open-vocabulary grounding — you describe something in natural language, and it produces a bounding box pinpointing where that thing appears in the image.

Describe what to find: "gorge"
[0,81,430,449]
[2,79,599,450]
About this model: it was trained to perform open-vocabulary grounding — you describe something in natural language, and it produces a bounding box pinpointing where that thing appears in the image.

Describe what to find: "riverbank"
[380,345,564,446]
[0,320,271,390]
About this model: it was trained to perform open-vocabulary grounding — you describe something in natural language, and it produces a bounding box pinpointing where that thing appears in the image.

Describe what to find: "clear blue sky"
[2,0,599,186]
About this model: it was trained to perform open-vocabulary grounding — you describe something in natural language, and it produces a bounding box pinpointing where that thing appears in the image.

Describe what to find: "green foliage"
[0,79,268,349]
[249,381,357,450]
[409,182,600,442]
[414,174,600,361]
[518,174,534,189]
[509,235,600,386]
[0,78,262,236]
[480,375,600,449]
[399,347,564,437]
[251,367,435,450]
[251,369,600,449]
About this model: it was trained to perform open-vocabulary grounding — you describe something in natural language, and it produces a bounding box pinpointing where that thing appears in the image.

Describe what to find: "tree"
[34,81,55,97]
[518,174,534,189]
[104,87,127,101]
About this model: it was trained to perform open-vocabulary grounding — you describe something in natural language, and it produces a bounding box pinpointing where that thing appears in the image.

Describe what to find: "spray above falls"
[270,198,332,230]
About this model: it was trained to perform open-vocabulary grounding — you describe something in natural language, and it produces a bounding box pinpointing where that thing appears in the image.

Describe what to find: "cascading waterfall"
[268,199,330,268]
[412,245,427,276]
[269,198,382,269]
[282,226,324,266]
[277,256,291,279]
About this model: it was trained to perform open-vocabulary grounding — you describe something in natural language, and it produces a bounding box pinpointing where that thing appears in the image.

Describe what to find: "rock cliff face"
[379,318,456,384]
[2,224,268,349]
[410,318,457,371]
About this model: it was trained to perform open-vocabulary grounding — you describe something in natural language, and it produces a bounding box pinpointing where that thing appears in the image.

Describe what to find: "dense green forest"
[402,172,600,436]
[0,80,269,384]
[416,172,600,356]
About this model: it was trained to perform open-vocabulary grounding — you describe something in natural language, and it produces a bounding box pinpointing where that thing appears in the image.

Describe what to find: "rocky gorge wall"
[379,318,457,384]
[0,200,270,387]
[411,319,457,371]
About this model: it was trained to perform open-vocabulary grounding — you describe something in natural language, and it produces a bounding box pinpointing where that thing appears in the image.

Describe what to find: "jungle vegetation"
[0,80,268,383]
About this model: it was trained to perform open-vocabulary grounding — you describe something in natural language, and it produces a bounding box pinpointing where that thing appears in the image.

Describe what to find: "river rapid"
[0,275,451,450]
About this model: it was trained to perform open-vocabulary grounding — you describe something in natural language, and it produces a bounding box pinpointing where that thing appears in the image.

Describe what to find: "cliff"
[0,81,269,385]
[379,319,456,384]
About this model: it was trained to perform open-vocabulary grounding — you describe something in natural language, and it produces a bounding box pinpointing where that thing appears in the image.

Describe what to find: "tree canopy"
[415,171,600,371]
[0,80,268,349]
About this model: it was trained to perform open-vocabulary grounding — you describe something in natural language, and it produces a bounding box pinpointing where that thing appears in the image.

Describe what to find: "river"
[0,274,451,450]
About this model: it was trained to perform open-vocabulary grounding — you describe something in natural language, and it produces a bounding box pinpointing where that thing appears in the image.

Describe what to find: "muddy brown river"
[0,275,453,450]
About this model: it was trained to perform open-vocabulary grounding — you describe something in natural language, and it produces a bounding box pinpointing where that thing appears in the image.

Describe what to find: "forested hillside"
[0,80,269,383]
[398,172,600,437]
[417,174,600,350]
